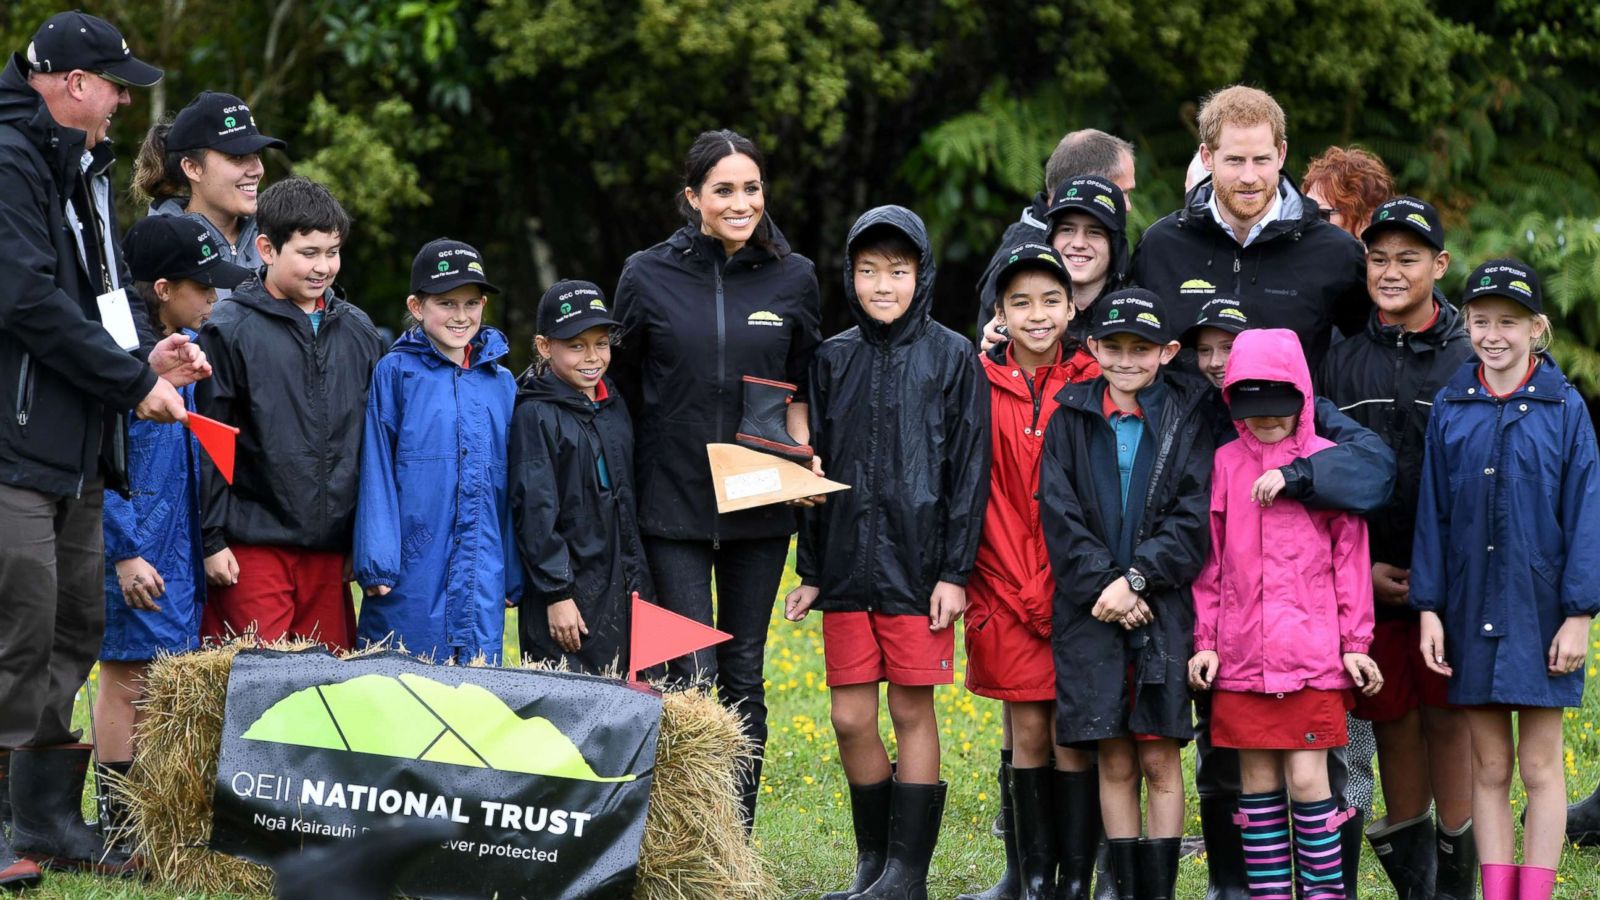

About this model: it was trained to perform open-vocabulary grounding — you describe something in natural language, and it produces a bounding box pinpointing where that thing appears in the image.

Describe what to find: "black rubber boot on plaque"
[1010,767,1057,900]
[957,763,1019,900]
[1566,781,1600,846]
[1198,796,1250,900]
[8,745,134,876]
[823,778,893,900]
[1434,818,1476,900]
[1366,811,1436,899]
[95,761,139,865]
[1134,838,1180,900]
[849,779,946,900]
[734,376,813,461]
[1103,838,1138,900]
[1050,769,1099,900]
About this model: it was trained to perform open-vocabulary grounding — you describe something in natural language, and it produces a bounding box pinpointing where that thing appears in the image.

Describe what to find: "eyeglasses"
[1317,207,1337,222]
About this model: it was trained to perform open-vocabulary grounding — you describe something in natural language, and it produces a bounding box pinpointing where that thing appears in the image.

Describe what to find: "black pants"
[0,482,105,748]
[642,536,789,828]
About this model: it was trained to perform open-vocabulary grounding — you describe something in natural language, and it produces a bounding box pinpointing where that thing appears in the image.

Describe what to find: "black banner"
[211,649,661,899]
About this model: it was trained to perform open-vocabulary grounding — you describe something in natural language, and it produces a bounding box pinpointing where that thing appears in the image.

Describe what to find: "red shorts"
[823,611,954,687]
[1211,689,1353,750]
[963,603,1053,702]
[1352,619,1452,722]
[202,545,355,651]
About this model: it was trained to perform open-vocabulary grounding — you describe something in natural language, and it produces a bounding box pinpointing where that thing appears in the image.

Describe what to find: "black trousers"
[642,536,789,828]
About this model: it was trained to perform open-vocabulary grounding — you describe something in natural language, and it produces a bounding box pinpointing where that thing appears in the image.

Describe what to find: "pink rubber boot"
[1515,865,1556,900]
[1480,863,1518,900]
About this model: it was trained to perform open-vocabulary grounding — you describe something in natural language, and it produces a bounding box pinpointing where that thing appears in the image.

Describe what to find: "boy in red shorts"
[785,205,989,899]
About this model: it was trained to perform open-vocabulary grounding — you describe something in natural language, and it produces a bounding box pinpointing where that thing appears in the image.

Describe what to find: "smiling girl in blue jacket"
[354,239,520,662]
[1411,259,1600,900]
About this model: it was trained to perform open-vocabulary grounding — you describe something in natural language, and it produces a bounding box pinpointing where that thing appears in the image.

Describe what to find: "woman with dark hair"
[612,129,822,829]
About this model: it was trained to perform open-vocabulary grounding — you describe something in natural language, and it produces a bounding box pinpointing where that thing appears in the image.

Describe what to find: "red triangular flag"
[628,592,732,683]
[185,412,240,485]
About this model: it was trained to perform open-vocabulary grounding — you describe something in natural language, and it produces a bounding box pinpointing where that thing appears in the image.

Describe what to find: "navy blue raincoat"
[1411,356,1600,707]
[353,327,520,662]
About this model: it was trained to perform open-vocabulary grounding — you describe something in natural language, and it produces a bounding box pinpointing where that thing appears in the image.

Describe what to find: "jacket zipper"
[712,261,726,550]
[15,355,35,426]
[1134,391,1187,547]
[864,344,889,611]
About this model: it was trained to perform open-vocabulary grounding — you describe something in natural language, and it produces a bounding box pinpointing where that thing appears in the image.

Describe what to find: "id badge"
[97,287,140,351]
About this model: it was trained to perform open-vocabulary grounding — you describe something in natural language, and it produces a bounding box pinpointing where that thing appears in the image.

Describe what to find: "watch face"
[1127,572,1146,591]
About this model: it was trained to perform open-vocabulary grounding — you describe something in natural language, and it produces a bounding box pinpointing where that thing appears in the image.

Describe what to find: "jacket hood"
[391,324,510,369]
[515,368,610,412]
[1222,328,1325,456]
[842,204,936,345]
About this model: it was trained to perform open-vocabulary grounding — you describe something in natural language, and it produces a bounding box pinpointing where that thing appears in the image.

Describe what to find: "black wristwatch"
[1124,568,1148,595]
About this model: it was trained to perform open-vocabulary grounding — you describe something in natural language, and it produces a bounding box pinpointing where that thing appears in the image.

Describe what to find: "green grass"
[35,546,1600,897]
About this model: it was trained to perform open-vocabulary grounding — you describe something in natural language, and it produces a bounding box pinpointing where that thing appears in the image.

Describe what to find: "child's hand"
[787,456,830,508]
[1121,598,1154,630]
[366,585,391,597]
[1188,650,1219,690]
[205,547,240,587]
[115,556,165,612]
[1548,615,1592,676]
[1419,611,1452,676]
[784,585,820,622]
[1372,563,1410,606]
[930,581,966,631]
[1092,578,1140,624]
[1251,469,1287,506]
[1344,653,1384,696]
[548,599,588,653]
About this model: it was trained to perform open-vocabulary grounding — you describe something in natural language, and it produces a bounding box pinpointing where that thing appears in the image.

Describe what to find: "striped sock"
[1292,798,1347,899]
[1236,791,1293,899]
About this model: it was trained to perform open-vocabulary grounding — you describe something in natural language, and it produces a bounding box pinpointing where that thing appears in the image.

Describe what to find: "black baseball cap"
[1180,295,1252,345]
[410,238,499,295]
[1461,258,1542,315]
[123,215,250,288]
[1089,288,1170,343]
[1228,380,1303,420]
[539,280,620,340]
[991,242,1071,306]
[26,12,162,87]
[1362,196,1444,251]
[1046,175,1126,233]
[168,92,285,155]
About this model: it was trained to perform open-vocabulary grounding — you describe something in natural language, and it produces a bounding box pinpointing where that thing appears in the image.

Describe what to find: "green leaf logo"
[223,116,237,129]
[437,261,450,273]
[1066,188,1079,198]
[1108,308,1121,319]
[560,302,573,315]
[201,244,214,258]
[1480,276,1492,287]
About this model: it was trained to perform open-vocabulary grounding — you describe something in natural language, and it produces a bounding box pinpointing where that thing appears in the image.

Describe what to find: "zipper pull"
[1233,257,1241,274]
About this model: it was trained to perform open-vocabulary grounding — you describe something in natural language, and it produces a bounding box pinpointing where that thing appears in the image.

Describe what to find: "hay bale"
[115,641,772,899]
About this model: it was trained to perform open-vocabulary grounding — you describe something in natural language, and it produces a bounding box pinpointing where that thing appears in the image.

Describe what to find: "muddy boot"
[851,779,946,900]
[1104,838,1137,900]
[958,762,1018,900]
[1434,818,1475,900]
[734,376,813,461]
[1092,841,1118,900]
[1366,811,1435,899]
[8,745,134,875]
[1011,767,1056,900]
[0,824,40,892]
[1051,769,1099,900]
[1135,838,1179,900]
[1565,781,1600,846]
[824,778,893,900]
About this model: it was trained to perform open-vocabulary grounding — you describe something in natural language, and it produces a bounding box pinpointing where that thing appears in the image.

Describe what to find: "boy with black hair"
[1316,196,1476,899]
[1038,288,1213,900]
[196,176,383,650]
[785,206,989,900]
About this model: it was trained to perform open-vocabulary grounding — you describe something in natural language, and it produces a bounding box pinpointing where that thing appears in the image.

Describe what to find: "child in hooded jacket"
[511,281,651,674]
[1411,260,1600,900]
[353,239,518,662]
[1190,328,1382,900]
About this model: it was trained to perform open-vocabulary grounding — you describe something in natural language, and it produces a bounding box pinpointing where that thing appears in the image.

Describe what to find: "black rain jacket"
[194,275,382,554]
[796,206,991,615]
[1040,373,1213,745]
[1131,176,1368,371]
[0,55,157,498]
[510,371,651,673]
[612,220,821,543]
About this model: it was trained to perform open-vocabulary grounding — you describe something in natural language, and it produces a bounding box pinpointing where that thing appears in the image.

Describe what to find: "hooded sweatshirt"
[1193,329,1375,694]
[796,206,990,616]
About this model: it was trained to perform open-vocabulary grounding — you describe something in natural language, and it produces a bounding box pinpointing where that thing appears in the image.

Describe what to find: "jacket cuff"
[1341,638,1372,654]
[203,531,229,557]
[938,572,969,588]
[537,585,576,607]
[1409,595,1440,613]
[1280,459,1312,500]
[1194,635,1217,651]
[800,577,821,589]
[1561,601,1600,619]
[360,577,395,591]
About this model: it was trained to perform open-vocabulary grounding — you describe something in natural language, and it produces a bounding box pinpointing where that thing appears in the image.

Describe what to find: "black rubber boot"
[1199,795,1249,900]
[1093,841,1118,900]
[824,778,894,900]
[734,376,813,461]
[1011,767,1057,900]
[0,824,41,892]
[0,751,10,833]
[991,749,1013,839]
[95,761,138,861]
[1434,818,1475,900]
[1135,838,1180,900]
[1104,838,1138,900]
[850,779,946,900]
[1566,781,1600,846]
[9,745,134,875]
[1340,808,1365,898]
[1051,769,1099,900]
[958,763,1018,900]
[1367,811,1436,899]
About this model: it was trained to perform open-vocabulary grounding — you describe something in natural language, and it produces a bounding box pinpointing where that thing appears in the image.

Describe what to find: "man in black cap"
[0,10,212,884]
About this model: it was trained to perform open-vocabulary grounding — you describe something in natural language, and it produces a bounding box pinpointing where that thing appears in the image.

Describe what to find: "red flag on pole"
[185,412,240,485]
[628,592,732,683]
